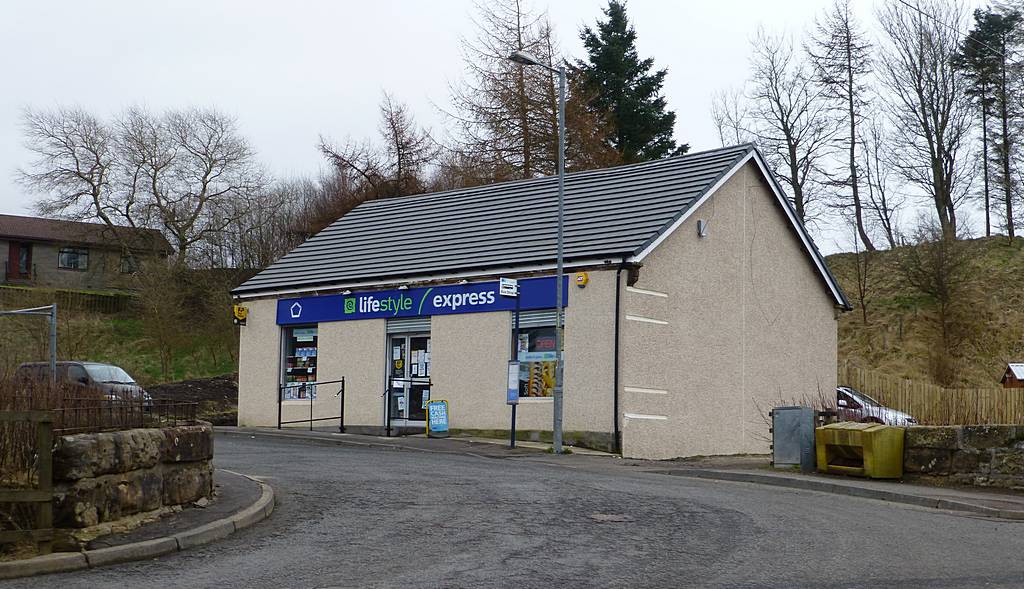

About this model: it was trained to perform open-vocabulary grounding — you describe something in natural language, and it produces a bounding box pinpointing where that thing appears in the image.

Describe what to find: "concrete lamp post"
[507,49,567,454]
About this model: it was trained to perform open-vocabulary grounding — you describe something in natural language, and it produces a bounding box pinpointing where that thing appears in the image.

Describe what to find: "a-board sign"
[426,400,450,438]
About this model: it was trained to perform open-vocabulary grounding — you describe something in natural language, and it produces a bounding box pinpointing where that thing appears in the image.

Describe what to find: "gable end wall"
[620,161,839,459]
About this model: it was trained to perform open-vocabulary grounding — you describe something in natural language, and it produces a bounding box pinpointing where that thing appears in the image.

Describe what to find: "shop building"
[233,144,850,459]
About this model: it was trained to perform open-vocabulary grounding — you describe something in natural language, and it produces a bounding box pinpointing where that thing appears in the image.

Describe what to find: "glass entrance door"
[387,333,430,424]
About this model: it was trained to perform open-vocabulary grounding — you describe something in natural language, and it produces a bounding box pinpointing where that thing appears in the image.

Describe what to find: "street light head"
[508,50,542,67]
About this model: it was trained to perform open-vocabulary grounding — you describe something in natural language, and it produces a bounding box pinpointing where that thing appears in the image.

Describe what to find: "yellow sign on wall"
[232,304,248,325]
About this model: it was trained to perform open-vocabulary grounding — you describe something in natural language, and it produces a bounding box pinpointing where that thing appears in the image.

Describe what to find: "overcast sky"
[0,0,984,253]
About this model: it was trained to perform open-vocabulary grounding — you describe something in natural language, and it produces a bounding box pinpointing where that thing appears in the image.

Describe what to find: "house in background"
[1002,364,1024,389]
[0,214,171,292]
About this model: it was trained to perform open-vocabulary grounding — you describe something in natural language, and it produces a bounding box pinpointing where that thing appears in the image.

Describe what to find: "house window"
[58,247,89,271]
[120,254,138,274]
[17,243,31,275]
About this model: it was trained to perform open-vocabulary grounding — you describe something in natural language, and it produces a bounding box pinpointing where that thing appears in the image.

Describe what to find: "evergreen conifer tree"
[576,1,684,162]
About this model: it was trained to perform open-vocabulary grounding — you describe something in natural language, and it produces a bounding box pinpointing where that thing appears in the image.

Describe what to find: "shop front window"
[514,324,562,398]
[282,326,318,400]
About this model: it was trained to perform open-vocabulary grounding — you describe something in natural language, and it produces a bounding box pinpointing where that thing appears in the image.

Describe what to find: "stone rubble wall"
[903,425,1024,490]
[51,422,214,529]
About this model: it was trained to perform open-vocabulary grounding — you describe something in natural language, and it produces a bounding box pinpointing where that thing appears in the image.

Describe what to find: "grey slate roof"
[234,143,846,308]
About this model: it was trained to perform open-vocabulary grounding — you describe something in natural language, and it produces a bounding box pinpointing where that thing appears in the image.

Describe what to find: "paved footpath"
[5,429,1024,588]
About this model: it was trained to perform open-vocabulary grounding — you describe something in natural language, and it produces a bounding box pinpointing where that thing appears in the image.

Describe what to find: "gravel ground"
[6,433,1024,588]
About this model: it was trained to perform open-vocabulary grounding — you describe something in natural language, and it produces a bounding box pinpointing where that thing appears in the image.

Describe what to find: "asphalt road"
[6,434,1024,589]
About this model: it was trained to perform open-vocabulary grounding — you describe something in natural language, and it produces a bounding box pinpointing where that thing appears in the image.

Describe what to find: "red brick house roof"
[0,214,172,254]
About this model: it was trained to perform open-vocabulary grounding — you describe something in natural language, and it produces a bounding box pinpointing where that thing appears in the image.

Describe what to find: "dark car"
[16,361,152,406]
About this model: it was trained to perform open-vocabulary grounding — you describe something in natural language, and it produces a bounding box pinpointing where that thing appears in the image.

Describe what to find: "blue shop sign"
[276,276,568,325]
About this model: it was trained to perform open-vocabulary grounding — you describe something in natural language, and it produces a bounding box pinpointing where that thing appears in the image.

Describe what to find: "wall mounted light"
[397,285,409,290]
[341,290,352,295]
[697,219,709,238]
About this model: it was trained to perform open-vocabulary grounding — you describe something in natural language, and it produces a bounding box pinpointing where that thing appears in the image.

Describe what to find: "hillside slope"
[827,236,1024,388]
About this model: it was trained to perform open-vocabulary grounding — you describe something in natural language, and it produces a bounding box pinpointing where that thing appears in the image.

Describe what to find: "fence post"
[35,414,53,555]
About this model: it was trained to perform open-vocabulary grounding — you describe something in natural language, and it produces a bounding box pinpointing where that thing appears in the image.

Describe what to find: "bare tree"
[200,175,334,270]
[319,92,437,203]
[120,107,266,267]
[847,222,875,325]
[807,0,875,250]
[19,107,135,250]
[445,0,559,181]
[859,118,905,248]
[877,0,974,239]
[897,215,976,385]
[747,29,838,225]
[377,92,439,197]
[20,106,266,267]
[710,88,753,147]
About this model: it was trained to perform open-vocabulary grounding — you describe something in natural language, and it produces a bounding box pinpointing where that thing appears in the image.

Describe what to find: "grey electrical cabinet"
[771,406,816,472]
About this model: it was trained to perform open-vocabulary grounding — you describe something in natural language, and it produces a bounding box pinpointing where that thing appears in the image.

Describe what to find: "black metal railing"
[277,377,346,432]
[1,395,198,434]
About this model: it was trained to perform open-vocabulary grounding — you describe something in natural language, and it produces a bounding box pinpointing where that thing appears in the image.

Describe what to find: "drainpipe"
[612,262,625,455]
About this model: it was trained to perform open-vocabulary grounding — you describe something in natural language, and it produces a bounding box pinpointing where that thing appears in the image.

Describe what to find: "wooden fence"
[840,364,1023,425]
[0,286,132,315]
[0,411,53,555]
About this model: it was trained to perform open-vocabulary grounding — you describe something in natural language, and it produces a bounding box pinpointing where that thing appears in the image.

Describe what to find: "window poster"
[293,327,317,342]
[516,325,560,398]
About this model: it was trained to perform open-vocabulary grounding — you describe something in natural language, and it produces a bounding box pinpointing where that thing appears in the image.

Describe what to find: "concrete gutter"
[0,473,275,580]
[659,468,1024,520]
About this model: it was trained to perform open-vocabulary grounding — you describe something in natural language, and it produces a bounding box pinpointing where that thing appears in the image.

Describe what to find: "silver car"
[16,361,152,408]
[836,386,917,426]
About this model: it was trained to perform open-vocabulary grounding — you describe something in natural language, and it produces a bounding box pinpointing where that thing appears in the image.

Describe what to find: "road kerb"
[0,552,88,580]
[84,537,178,568]
[662,468,1024,519]
[172,518,235,550]
[0,473,275,580]
[229,481,275,531]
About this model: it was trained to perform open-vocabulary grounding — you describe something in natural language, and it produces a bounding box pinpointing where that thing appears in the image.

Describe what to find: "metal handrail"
[277,377,346,432]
